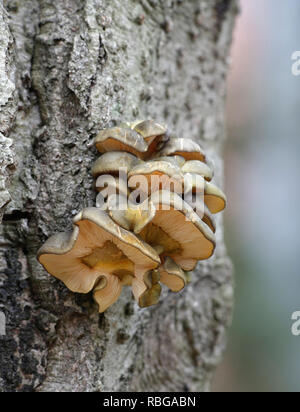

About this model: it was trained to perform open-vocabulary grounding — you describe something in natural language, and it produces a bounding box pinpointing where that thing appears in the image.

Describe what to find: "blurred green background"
[213,0,300,392]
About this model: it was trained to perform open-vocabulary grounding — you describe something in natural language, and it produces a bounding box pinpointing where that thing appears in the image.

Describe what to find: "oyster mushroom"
[141,190,216,271]
[94,120,168,160]
[129,120,168,156]
[156,138,206,162]
[204,182,227,214]
[128,158,184,194]
[156,155,186,168]
[102,190,215,290]
[94,127,148,159]
[37,207,160,312]
[128,159,217,229]
[130,120,167,142]
[186,178,227,214]
[128,156,214,196]
[92,152,141,178]
[38,119,226,312]
[181,160,213,182]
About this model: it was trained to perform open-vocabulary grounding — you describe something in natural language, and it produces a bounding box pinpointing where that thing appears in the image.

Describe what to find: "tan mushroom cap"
[156,155,186,168]
[131,120,167,144]
[128,160,217,229]
[204,182,227,214]
[128,159,183,194]
[184,175,227,214]
[133,120,169,158]
[156,138,206,162]
[95,127,148,158]
[128,157,213,198]
[129,159,182,178]
[159,257,189,292]
[92,152,141,178]
[181,160,213,182]
[140,191,215,271]
[37,208,160,299]
[95,121,168,160]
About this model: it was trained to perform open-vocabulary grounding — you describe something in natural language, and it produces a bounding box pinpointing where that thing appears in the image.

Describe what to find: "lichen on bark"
[0,0,238,392]
[0,3,17,222]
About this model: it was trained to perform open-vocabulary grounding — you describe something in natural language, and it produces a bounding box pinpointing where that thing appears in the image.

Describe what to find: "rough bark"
[0,3,16,223]
[0,0,237,392]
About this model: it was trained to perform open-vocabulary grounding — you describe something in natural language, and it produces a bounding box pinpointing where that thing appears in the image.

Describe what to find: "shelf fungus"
[38,208,160,312]
[94,120,168,160]
[37,120,227,313]
[156,138,206,162]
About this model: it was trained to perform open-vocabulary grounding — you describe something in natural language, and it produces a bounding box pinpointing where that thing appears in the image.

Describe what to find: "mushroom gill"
[38,208,160,312]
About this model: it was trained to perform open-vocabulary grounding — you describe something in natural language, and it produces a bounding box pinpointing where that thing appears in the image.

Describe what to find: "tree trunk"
[0,0,237,392]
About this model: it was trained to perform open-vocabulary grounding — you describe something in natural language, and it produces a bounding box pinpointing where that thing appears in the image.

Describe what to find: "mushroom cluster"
[38,120,226,312]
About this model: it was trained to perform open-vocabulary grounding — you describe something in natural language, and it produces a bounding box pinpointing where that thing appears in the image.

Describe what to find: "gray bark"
[0,0,237,392]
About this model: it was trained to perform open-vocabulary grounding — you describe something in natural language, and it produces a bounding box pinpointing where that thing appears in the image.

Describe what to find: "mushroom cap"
[203,182,227,214]
[129,159,182,178]
[92,152,141,178]
[38,208,160,294]
[181,160,213,182]
[128,157,214,197]
[133,120,169,157]
[128,160,218,228]
[95,121,168,160]
[155,155,186,168]
[183,175,227,214]
[156,138,206,162]
[159,257,189,292]
[95,127,148,158]
[141,191,215,271]
[131,120,167,142]
[128,159,183,194]
[132,269,162,308]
